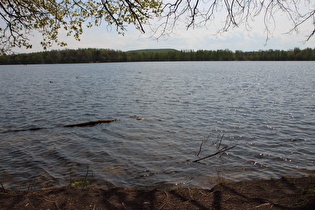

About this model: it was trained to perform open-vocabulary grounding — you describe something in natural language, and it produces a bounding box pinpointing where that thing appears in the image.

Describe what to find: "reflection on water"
[0,61,314,190]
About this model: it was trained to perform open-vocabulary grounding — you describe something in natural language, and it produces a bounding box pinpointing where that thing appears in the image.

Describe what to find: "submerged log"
[63,117,150,127]
[63,119,118,127]
[2,117,163,133]
[1,127,49,133]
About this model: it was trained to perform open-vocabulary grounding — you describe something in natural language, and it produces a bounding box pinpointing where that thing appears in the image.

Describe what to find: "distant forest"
[0,48,314,64]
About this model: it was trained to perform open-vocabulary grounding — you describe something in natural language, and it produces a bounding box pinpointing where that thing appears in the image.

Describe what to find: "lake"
[0,61,314,190]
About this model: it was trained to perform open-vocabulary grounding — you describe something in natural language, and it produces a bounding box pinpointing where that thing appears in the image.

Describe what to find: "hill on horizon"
[126,48,179,53]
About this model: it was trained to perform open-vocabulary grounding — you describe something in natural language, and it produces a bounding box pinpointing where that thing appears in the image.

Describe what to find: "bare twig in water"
[196,135,210,157]
[196,140,204,157]
[215,133,224,150]
[0,181,5,190]
[84,165,94,183]
[193,145,236,163]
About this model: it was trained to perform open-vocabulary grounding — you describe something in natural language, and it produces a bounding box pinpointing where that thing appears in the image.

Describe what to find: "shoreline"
[1,176,314,209]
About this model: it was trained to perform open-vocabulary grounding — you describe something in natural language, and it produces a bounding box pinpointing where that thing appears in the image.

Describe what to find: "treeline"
[0,47,314,64]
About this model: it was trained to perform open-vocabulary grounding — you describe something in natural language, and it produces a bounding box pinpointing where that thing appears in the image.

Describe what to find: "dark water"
[0,61,314,190]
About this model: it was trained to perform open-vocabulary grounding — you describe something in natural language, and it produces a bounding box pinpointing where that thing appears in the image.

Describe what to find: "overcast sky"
[13,7,315,53]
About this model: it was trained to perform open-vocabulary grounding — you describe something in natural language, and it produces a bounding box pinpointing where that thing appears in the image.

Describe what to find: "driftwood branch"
[193,145,236,163]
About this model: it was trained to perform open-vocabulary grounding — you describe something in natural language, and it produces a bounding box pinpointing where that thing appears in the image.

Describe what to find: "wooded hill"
[0,48,314,64]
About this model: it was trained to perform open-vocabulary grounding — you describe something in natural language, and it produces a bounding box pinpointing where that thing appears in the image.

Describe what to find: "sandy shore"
[1,176,314,209]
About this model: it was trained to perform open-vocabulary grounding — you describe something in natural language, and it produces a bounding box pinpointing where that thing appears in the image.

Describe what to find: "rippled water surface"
[0,61,314,190]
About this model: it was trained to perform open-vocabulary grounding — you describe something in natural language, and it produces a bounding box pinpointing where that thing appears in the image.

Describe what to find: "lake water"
[0,61,314,190]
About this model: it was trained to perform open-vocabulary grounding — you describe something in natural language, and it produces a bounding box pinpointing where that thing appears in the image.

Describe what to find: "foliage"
[0,47,315,64]
[0,0,162,54]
